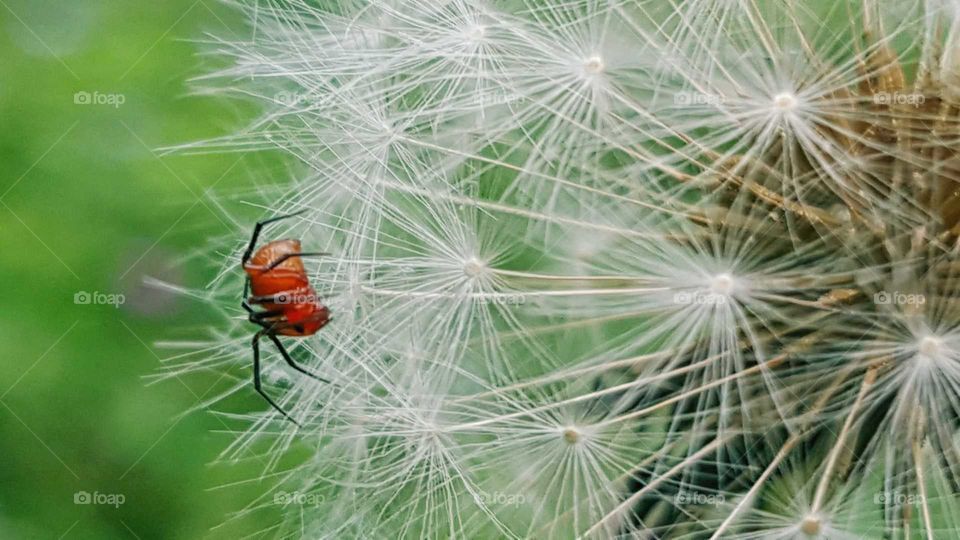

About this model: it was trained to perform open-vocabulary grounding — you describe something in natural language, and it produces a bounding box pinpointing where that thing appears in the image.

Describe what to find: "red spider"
[241,211,331,424]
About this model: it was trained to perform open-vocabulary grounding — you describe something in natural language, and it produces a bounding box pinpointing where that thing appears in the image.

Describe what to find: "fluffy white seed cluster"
[173,0,960,537]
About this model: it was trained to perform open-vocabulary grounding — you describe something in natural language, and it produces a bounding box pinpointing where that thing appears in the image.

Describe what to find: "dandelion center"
[918,335,944,360]
[464,25,486,42]
[463,257,488,279]
[583,55,605,75]
[562,427,581,444]
[800,515,821,535]
[772,92,797,111]
[709,273,735,296]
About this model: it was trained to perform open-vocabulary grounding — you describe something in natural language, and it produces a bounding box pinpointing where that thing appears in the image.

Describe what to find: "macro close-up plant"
[164,0,960,537]
[3,0,960,538]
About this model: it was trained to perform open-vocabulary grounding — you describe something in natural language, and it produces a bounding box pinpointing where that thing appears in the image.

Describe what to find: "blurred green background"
[0,1,277,538]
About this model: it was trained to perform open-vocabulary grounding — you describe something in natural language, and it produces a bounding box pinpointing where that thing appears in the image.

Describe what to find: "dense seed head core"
[583,55,605,74]
[710,273,735,296]
[465,25,486,42]
[800,515,821,535]
[463,257,487,278]
[562,427,581,444]
[919,335,944,359]
[773,92,798,110]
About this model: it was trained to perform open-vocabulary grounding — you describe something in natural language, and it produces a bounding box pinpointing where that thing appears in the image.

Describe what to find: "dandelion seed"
[771,92,798,113]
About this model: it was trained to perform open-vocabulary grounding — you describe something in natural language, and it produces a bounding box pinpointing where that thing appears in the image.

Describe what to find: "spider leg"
[262,251,331,272]
[242,283,302,315]
[241,277,254,313]
[241,210,308,265]
[252,330,301,426]
[249,309,284,324]
[267,333,331,384]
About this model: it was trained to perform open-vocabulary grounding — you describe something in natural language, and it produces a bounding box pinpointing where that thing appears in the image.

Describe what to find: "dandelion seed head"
[582,55,605,75]
[561,426,581,445]
[917,334,945,360]
[772,91,798,111]
[464,24,486,43]
[709,272,736,296]
[462,256,488,279]
[799,514,822,536]
[180,0,960,536]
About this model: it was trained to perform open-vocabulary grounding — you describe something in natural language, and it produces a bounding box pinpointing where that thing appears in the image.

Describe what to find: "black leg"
[252,331,301,426]
[242,281,302,315]
[249,309,284,324]
[241,277,253,313]
[241,210,308,265]
[263,251,330,272]
[267,334,331,384]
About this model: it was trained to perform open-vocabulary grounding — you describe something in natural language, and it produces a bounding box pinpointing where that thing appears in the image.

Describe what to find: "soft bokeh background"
[0,1,281,538]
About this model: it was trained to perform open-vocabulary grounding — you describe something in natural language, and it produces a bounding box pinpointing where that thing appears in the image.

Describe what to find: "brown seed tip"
[800,515,821,536]
[562,427,580,444]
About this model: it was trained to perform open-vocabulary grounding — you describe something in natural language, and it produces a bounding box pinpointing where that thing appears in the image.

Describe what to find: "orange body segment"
[244,239,330,336]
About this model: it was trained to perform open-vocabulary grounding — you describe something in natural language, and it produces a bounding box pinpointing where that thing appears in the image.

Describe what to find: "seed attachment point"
[710,273,735,296]
[773,92,798,111]
[800,515,821,536]
[463,257,488,279]
[583,55,605,75]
